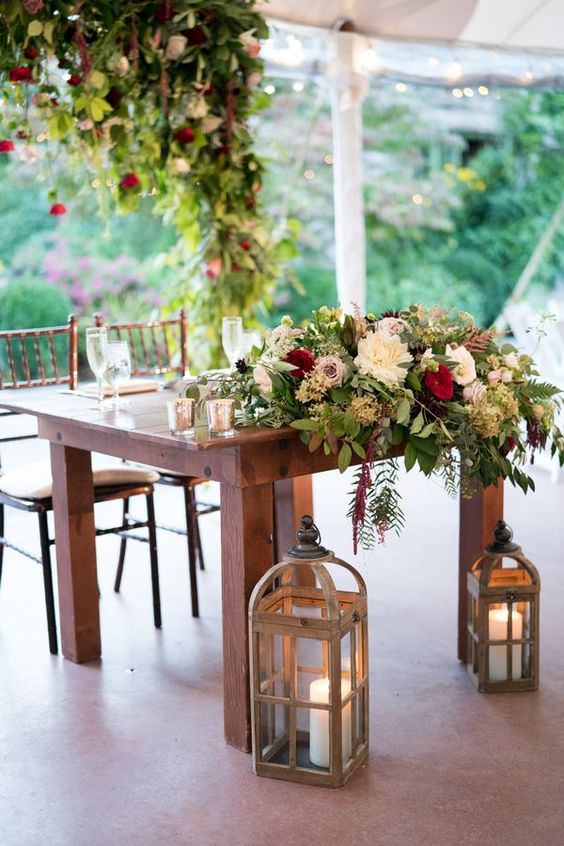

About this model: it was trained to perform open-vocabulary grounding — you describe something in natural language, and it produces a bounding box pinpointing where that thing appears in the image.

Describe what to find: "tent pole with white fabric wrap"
[259,1,564,315]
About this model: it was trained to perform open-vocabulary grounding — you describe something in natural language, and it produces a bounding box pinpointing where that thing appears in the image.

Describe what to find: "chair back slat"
[0,317,78,390]
[33,333,46,383]
[93,311,189,378]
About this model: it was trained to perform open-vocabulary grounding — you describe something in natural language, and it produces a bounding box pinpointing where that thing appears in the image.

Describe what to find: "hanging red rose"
[23,47,40,60]
[175,127,195,145]
[0,140,15,153]
[120,172,141,190]
[155,3,175,23]
[9,66,32,83]
[284,348,316,380]
[424,363,454,401]
[184,26,207,46]
[240,240,250,251]
[106,88,123,109]
[67,74,82,86]
[49,203,67,216]
[16,130,28,140]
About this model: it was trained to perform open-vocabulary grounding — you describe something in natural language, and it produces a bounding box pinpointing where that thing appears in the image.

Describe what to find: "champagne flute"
[241,329,261,355]
[86,327,108,407]
[222,316,243,370]
[105,340,132,407]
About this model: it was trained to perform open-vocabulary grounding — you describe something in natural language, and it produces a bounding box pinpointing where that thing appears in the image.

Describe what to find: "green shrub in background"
[0,279,73,383]
[0,278,72,330]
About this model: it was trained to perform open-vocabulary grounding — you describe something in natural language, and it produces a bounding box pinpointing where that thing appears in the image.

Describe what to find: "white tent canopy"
[258,0,564,52]
[256,1,564,311]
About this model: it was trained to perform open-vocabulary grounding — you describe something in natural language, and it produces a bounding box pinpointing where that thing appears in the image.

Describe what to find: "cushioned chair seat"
[0,460,159,501]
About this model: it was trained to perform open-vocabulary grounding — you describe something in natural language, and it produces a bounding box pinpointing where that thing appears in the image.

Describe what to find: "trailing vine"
[0,1,296,364]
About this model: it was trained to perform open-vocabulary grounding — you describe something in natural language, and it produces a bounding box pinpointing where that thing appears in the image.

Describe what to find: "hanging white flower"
[171,158,190,176]
[185,95,208,119]
[354,330,413,387]
[201,115,223,134]
[445,344,477,386]
[165,35,187,61]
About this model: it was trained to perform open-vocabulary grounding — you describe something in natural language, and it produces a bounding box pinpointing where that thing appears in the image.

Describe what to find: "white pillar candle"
[309,677,352,769]
[488,607,523,682]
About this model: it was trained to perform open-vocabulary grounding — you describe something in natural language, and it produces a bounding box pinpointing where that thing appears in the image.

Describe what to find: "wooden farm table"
[0,387,503,752]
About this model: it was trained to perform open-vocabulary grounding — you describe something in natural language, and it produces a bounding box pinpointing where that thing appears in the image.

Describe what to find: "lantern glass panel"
[356,621,367,682]
[258,633,290,698]
[487,601,526,682]
[297,705,331,772]
[341,632,352,683]
[259,703,289,764]
[354,685,367,753]
[296,637,326,701]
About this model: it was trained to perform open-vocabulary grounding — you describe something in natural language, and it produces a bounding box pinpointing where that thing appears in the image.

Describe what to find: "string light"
[478,85,489,96]
[452,88,463,99]
[324,154,334,165]
[91,178,100,188]
[304,169,315,180]
[520,70,534,85]
[292,81,304,93]
[264,84,276,95]
[412,193,424,205]
[463,87,474,97]
[395,82,407,93]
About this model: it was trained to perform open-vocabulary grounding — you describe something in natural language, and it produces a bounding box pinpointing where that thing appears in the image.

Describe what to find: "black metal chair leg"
[184,487,199,618]
[114,497,130,593]
[146,494,161,628]
[38,510,58,655]
[190,489,205,572]
[0,503,4,587]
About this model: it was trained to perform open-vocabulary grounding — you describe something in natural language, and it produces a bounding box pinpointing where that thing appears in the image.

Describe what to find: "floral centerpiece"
[205,305,564,551]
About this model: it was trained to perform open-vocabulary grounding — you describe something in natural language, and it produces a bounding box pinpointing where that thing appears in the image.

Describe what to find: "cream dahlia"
[354,331,413,387]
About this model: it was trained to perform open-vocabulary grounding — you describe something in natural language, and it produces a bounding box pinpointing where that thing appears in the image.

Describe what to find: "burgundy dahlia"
[284,348,316,380]
[424,364,454,402]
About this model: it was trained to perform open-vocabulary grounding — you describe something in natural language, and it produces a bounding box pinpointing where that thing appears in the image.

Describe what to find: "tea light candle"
[488,607,523,682]
[309,677,352,769]
[206,398,235,437]
[166,397,195,435]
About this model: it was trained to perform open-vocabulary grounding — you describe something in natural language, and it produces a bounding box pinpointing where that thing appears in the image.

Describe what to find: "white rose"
[376,317,406,336]
[171,157,190,176]
[253,364,272,396]
[445,344,477,386]
[165,35,188,61]
[354,330,413,387]
[501,370,513,383]
[463,381,487,405]
[504,352,519,369]
[315,355,347,388]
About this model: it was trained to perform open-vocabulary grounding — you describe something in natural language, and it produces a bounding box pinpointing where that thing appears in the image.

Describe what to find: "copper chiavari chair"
[94,310,219,619]
[0,316,162,654]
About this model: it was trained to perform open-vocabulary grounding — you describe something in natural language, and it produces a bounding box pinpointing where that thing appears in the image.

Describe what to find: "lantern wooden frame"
[467,521,540,693]
[249,518,369,787]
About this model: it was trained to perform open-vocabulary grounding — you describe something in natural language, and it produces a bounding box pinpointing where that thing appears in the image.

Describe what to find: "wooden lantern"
[249,516,369,787]
[467,520,540,693]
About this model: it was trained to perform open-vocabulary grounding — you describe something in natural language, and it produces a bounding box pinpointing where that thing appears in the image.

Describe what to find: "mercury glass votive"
[167,397,196,436]
[206,398,235,437]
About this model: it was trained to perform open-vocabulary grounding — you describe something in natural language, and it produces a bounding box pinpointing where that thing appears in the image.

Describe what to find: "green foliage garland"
[0,1,295,363]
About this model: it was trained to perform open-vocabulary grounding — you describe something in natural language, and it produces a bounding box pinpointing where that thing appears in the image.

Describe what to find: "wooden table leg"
[220,481,276,751]
[273,475,314,560]
[50,442,101,663]
[458,481,504,662]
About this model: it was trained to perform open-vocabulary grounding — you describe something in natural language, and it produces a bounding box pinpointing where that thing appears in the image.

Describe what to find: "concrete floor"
[1,436,563,846]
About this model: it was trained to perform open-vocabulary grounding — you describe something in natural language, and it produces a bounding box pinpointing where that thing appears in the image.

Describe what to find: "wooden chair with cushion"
[94,310,219,619]
[0,316,162,654]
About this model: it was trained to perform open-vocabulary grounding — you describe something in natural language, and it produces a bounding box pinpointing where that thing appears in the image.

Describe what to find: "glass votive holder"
[206,398,235,437]
[167,397,195,436]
